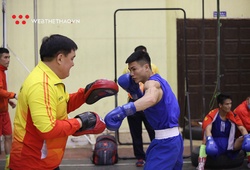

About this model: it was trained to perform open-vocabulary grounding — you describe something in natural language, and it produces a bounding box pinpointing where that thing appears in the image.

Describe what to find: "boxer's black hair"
[216,93,232,105]
[125,50,151,68]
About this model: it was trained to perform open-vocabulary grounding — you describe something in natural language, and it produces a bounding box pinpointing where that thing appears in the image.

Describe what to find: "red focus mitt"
[84,79,119,104]
[73,111,106,136]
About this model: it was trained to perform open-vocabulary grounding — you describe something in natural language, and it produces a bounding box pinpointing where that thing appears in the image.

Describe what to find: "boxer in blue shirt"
[104,51,183,170]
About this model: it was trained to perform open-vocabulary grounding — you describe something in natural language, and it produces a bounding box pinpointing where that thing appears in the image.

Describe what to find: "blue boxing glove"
[104,102,136,131]
[118,73,143,100]
[205,136,218,156]
[242,134,250,152]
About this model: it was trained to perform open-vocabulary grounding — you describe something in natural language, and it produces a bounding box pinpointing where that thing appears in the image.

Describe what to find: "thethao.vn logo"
[11,14,80,25]
[12,14,30,25]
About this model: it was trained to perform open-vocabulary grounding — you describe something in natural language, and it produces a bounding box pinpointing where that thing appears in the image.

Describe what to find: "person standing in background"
[0,47,17,170]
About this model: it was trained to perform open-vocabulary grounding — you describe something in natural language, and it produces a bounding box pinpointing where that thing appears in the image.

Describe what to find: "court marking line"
[59,160,193,167]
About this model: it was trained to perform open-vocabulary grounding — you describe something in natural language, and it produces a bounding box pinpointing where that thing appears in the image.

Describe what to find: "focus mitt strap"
[84,79,119,104]
[73,111,106,136]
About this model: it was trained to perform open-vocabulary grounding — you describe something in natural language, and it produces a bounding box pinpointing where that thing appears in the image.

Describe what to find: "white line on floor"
[59,161,192,167]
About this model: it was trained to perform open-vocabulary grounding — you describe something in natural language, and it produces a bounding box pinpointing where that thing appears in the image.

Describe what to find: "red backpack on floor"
[92,134,118,165]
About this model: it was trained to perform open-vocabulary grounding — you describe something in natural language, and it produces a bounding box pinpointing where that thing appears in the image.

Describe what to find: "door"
[177,19,250,127]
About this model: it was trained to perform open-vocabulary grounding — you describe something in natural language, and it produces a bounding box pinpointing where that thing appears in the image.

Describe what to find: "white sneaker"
[196,162,205,170]
[247,161,250,169]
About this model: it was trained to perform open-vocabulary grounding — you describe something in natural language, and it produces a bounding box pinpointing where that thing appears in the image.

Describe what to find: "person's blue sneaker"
[136,159,145,167]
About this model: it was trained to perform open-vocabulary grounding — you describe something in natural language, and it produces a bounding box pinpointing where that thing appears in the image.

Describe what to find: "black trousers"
[127,110,155,160]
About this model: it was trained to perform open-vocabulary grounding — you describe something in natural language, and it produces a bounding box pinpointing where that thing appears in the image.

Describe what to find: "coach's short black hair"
[125,50,151,67]
[0,47,9,56]
[134,45,147,52]
[217,93,232,105]
[40,34,78,61]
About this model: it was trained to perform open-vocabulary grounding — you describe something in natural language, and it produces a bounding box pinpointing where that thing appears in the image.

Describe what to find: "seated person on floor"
[234,96,250,168]
[196,93,250,170]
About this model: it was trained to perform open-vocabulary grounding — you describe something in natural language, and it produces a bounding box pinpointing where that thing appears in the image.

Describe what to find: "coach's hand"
[104,102,136,131]
[84,79,118,104]
[73,111,106,136]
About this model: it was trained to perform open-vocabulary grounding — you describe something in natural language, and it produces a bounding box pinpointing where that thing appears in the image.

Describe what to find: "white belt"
[155,127,179,139]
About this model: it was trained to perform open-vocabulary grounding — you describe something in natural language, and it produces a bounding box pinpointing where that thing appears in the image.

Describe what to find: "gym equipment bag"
[92,134,118,165]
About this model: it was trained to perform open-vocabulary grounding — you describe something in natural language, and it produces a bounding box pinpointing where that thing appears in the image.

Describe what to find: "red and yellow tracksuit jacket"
[234,101,250,131]
[10,61,86,170]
